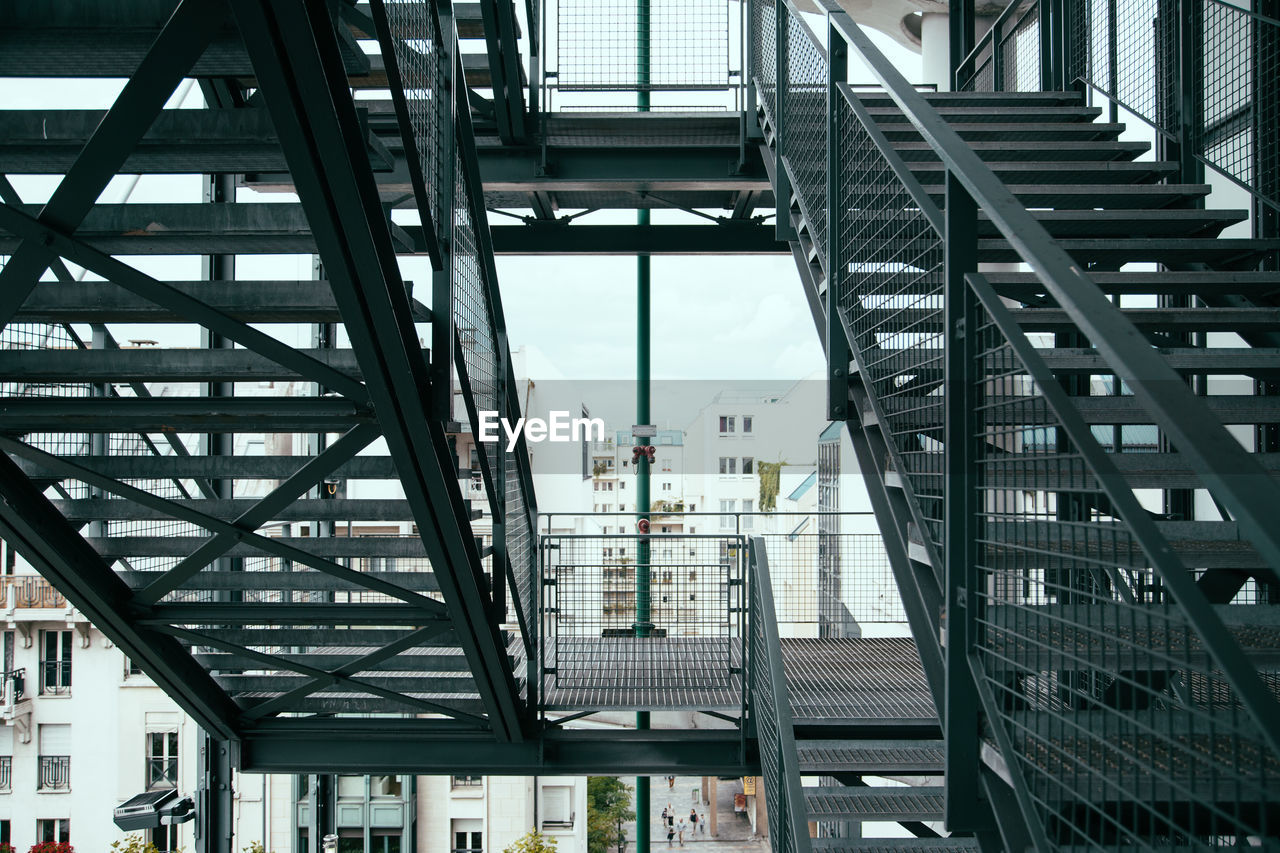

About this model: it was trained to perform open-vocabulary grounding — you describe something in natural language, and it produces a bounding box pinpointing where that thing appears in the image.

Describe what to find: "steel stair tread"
[852,91,1085,108]
[853,306,1280,332]
[907,160,1178,183]
[864,105,1103,123]
[983,270,1280,300]
[796,739,946,774]
[878,122,1124,142]
[804,786,946,821]
[891,139,1150,162]
[974,237,1280,266]
[916,182,1212,208]
[809,842,978,853]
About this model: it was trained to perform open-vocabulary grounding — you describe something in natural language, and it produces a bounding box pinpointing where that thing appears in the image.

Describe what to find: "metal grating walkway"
[810,843,978,853]
[541,637,743,710]
[804,786,946,822]
[782,637,937,724]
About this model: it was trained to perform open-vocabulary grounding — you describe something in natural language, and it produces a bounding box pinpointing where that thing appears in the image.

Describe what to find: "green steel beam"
[486,224,788,254]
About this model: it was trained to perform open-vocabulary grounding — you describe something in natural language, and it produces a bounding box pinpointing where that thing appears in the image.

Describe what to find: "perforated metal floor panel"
[796,739,946,774]
[541,636,743,710]
[804,786,946,821]
[782,637,938,724]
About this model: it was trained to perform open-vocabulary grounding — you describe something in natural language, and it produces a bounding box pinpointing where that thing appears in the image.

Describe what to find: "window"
[719,500,736,529]
[743,416,753,433]
[620,482,625,490]
[1,819,8,846]
[452,819,483,853]
[742,457,754,475]
[37,819,70,844]
[719,457,736,475]
[742,500,754,530]
[719,416,735,434]
[689,504,695,512]
[662,482,671,491]
[541,785,574,829]
[594,482,599,491]
[37,724,70,791]
[147,730,178,789]
[619,504,626,511]
[40,630,72,695]
[661,458,672,472]
[452,775,482,789]
[0,727,11,791]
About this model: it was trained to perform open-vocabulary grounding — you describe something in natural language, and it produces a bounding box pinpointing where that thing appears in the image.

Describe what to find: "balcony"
[4,576,66,610]
[147,756,178,789]
[37,754,70,791]
[0,755,10,792]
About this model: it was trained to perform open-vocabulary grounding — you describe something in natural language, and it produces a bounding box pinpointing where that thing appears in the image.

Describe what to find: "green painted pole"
[635,0,652,851]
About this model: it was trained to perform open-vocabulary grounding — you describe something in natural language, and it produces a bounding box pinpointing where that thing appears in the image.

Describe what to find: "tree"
[503,830,557,853]
[587,776,635,853]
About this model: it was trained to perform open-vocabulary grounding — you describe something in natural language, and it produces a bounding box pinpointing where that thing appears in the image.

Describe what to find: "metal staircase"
[751,0,1280,850]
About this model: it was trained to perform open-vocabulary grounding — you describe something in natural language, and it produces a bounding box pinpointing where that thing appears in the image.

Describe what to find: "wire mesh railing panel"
[381,0,449,249]
[969,285,1280,850]
[1005,2,1043,92]
[751,0,778,126]
[0,321,92,498]
[748,539,810,853]
[754,530,903,631]
[782,10,828,255]
[506,450,535,638]
[554,0,730,91]
[833,89,946,552]
[543,534,744,689]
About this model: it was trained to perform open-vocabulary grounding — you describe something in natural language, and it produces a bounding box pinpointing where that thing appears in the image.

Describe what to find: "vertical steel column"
[635,1,653,848]
[432,0,458,421]
[826,24,849,423]
[949,0,975,90]
[195,732,235,853]
[1106,0,1118,123]
[774,0,795,241]
[1175,0,1205,185]
[942,172,986,831]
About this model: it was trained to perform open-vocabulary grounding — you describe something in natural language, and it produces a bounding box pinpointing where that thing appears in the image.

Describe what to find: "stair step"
[805,786,945,822]
[918,182,1212,209]
[976,237,1280,267]
[967,394,1280,425]
[879,122,1124,143]
[810,842,978,853]
[797,739,945,774]
[1035,348,1280,377]
[892,139,1150,162]
[853,91,1085,109]
[985,271,1280,301]
[977,209,1245,239]
[864,105,1103,124]
[927,449,1280,489]
[908,160,1178,184]
[1015,306,1280,332]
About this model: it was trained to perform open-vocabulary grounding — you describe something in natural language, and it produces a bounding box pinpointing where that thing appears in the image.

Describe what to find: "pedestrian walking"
[666,826,674,848]
[667,775,675,789]
[661,806,669,827]
[676,818,686,846]
[698,813,707,835]
[666,804,674,828]
[689,807,697,830]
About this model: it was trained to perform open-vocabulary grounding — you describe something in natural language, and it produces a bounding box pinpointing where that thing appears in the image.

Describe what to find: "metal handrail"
[828,10,1280,577]
[955,0,1036,87]
[746,537,811,853]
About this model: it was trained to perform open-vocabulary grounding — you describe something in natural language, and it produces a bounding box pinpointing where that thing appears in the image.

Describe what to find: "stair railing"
[752,0,1280,846]
[956,0,1280,218]
[371,0,539,664]
[747,536,811,853]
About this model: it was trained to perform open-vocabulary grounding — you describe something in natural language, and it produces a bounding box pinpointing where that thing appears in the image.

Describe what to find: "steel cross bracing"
[0,0,555,757]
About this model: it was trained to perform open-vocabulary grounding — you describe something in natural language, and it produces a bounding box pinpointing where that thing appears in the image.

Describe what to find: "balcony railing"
[0,755,10,791]
[39,660,71,696]
[37,754,70,790]
[5,576,66,609]
[2,668,25,707]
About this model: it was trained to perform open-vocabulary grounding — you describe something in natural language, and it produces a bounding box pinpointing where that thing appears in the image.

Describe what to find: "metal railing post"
[1175,0,1205,185]
[943,171,987,831]
[774,0,796,241]
[949,0,975,91]
[826,22,849,422]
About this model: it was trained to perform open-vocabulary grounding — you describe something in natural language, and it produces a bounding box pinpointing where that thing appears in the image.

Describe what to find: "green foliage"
[503,830,558,853]
[109,837,156,853]
[587,776,635,853]
[242,843,268,853]
[757,460,785,512]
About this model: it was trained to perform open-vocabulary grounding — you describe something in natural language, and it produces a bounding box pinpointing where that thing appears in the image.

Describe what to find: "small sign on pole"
[631,424,657,438]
